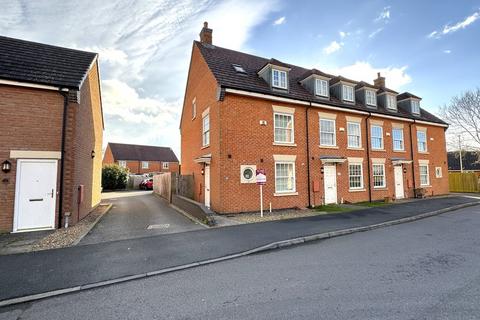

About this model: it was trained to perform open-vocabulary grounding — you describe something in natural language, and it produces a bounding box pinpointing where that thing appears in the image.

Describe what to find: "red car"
[139,178,153,190]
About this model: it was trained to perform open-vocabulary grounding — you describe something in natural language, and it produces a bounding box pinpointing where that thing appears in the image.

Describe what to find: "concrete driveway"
[79,191,204,245]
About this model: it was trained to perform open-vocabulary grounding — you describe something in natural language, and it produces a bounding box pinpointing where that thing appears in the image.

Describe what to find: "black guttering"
[58,89,69,229]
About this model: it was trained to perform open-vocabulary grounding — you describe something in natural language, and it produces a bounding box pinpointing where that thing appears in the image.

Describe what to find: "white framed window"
[275,162,296,193]
[420,164,430,186]
[371,125,384,150]
[348,163,364,190]
[192,98,196,119]
[141,161,149,169]
[162,162,169,169]
[386,95,397,111]
[373,164,386,188]
[202,114,210,147]
[118,160,126,168]
[417,130,427,152]
[392,128,404,151]
[272,69,287,89]
[315,79,329,97]
[343,85,354,102]
[274,113,294,143]
[411,100,420,114]
[347,122,361,148]
[366,90,377,106]
[320,118,336,146]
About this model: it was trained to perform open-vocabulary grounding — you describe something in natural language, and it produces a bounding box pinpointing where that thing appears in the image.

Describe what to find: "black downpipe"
[409,121,417,192]
[305,104,312,208]
[365,113,372,202]
[58,90,69,229]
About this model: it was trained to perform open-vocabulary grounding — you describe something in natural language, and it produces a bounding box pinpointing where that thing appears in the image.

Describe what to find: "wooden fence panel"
[448,172,480,192]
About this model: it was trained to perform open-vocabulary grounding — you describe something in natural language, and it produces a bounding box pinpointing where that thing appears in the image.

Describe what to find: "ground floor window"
[348,163,363,189]
[372,164,386,188]
[420,164,430,185]
[275,162,296,193]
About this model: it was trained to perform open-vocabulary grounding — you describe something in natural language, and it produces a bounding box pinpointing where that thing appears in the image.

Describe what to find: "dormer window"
[411,100,420,114]
[386,95,397,111]
[343,85,354,103]
[365,90,377,107]
[315,79,329,97]
[272,69,287,89]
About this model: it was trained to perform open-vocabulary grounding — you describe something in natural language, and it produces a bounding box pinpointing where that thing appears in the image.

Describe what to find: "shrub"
[102,164,129,190]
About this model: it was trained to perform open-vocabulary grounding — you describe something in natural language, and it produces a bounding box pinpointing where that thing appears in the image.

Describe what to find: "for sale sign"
[256,169,266,185]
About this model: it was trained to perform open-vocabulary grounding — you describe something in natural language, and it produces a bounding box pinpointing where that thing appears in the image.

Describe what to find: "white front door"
[323,165,337,204]
[14,159,57,232]
[394,166,404,199]
[204,164,210,208]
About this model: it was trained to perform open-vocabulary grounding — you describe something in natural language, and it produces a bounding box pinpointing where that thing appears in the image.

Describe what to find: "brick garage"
[180,23,449,215]
[0,36,103,232]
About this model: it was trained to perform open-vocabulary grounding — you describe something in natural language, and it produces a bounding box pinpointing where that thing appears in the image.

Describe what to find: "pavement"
[0,196,478,306]
[80,191,204,245]
[2,203,480,319]
[0,230,53,255]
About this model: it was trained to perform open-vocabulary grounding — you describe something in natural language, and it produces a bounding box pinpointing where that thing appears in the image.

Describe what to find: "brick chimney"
[199,21,212,44]
[374,72,385,88]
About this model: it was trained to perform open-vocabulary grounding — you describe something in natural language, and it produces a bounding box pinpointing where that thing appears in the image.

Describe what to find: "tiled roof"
[195,41,447,125]
[448,151,480,171]
[0,36,97,90]
[355,81,377,90]
[299,68,334,81]
[109,143,179,162]
[397,92,422,100]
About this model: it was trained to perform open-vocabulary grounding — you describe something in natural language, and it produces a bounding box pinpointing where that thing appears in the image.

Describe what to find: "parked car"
[139,178,153,190]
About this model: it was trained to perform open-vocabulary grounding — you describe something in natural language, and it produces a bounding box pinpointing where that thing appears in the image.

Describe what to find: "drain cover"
[147,224,170,230]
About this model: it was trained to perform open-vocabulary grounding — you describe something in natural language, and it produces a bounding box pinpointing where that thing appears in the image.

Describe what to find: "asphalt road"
[2,205,480,319]
[80,191,204,244]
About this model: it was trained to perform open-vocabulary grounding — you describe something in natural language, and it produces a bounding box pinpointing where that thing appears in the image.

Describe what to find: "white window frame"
[417,130,427,152]
[118,160,126,168]
[192,98,196,119]
[343,85,354,102]
[371,125,384,150]
[274,112,294,144]
[347,121,361,148]
[162,162,169,169]
[315,78,329,97]
[274,161,296,193]
[420,164,430,186]
[386,95,397,111]
[348,163,364,190]
[411,100,420,114]
[372,163,386,188]
[392,128,404,151]
[141,161,149,169]
[319,118,336,147]
[202,114,210,147]
[365,90,377,107]
[272,69,287,89]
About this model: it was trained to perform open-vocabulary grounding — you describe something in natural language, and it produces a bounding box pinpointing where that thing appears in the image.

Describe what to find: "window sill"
[349,188,366,192]
[420,185,431,188]
[347,147,364,151]
[319,145,339,149]
[273,142,297,147]
[418,151,429,154]
[371,149,386,152]
[274,192,298,197]
[393,150,406,153]
[201,145,210,150]
[373,187,388,191]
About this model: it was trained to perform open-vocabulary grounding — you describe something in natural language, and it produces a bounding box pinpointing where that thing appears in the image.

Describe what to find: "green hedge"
[102,164,129,190]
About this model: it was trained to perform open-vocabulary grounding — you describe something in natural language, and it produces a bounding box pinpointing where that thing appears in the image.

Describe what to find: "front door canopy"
[319,156,347,164]
[391,158,413,166]
[194,153,211,164]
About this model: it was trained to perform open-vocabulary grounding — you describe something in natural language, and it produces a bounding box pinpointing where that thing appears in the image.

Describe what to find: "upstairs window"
[274,113,294,143]
[411,100,420,114]
[371,125,384,150]
[272,69,287,89]
[320,118,336,146]
[343,85,354,102]
[142,161,149,169]
[392,128,404,151]
[162,162,169,169]
[347,122,361,148]
[365,90,377,107]
[315,79,329,97]
[118,160,126,168]
[417,130,427,152]
[202,114,210,147]
[386,95,397,111]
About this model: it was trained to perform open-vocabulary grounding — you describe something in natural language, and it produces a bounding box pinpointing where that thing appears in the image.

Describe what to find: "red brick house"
[103,143,179,174]
[0,36,103,232]
[180,23,449,214]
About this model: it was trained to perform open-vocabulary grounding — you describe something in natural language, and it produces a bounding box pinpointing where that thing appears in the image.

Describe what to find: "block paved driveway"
[79,191,204,245]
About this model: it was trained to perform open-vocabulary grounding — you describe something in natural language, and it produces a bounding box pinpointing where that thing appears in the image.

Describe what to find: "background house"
[103,142,179,174]
[0,36,103,232]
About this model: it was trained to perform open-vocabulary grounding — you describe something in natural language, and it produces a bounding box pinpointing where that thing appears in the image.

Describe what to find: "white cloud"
[324,61,411,91]
[273,16,286,25]
[323,41,343,55]
[0,0,279,156]
[368,27,383,39]
[444,49,452,54]
[428,9,480,38]
[375,6,391,23]
[339,31,348,38]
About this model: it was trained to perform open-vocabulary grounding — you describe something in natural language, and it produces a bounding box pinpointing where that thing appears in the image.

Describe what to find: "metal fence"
[448,172,480,192]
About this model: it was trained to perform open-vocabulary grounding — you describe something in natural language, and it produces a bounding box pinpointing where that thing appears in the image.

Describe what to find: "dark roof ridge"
[0,35,98,56]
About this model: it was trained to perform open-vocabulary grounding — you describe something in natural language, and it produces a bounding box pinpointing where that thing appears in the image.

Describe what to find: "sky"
[1,0,480,155]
